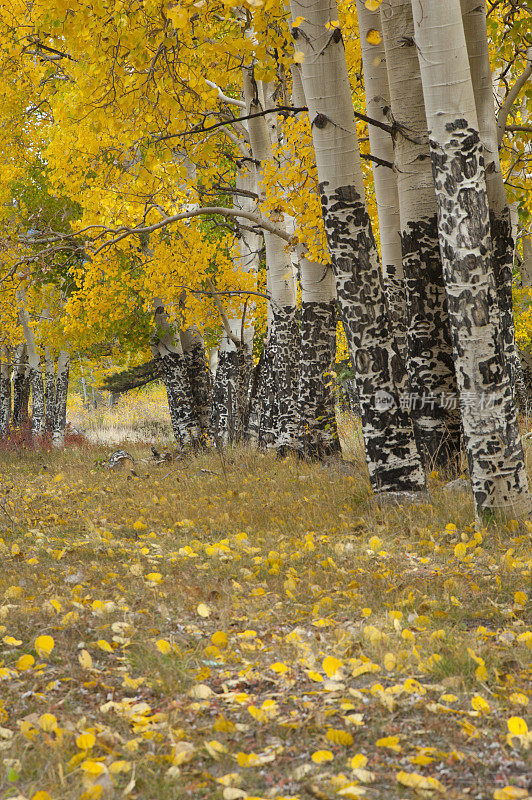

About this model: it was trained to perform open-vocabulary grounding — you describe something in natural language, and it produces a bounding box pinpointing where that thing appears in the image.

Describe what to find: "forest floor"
[0,416,530,800]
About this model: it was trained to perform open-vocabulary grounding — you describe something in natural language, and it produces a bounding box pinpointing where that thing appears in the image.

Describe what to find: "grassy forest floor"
[0,398,531,800]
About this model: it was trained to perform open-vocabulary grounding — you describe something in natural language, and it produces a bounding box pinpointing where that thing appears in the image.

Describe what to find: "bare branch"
[91,206,292,255]
[205,80,246,108]
[205,278,241,345]
[497,47,532,146]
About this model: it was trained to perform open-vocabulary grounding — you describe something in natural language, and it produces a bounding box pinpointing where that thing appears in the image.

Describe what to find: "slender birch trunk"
[12,343,28,427]
[180,326,212,439]
[153,304,201,448]
[355,0,407,363]
[412,0,531,517]
[44,348,55,432]
[379,0,461,469]
[16,289,45,437]
[290,0,426,496]
[0,345,11,435]
[461,0,522,396]
[52,350,70,447]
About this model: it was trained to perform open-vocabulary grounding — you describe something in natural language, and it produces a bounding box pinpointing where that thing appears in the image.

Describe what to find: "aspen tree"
[355,0,406,362]
[461,0,526,397]
[412,0,531,517]
[291,67,340,459]
[290,0,426,496]
[51,350,70,448]
[379,0,461,469]
[16,289,45,437]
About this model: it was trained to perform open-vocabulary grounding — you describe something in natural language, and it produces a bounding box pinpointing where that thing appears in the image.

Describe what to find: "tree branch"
[505,124,532,134]
[91,206,292,255]
[205,279,241,345]
[205,80,246,108]
[497,47,532,146]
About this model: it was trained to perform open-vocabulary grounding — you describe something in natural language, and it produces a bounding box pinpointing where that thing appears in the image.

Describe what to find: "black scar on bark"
[401,213,461,470]
[318,180,426,493]
[159,351,201,449]
[52,362,69,441]
[210,342,252,445]
[429,120,529,513]
[298,299,341,460]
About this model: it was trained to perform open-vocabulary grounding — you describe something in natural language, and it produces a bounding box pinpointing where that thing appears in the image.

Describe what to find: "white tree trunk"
[461,0,522,398]
[210,164,260,445]
[291,66,340,458]
[290,0,426,496]
[243,68,299,452]
[380,0,461,469]
[355,0,407,362]
[0,345,11,435]
[412,0,531,517]
[153,303,202,448]
[12,342,29,427]
[44,348,56,431]
[16,289,46,437]
[52,350,70,448]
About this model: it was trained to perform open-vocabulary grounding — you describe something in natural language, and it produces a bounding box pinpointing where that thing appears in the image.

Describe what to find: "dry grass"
[0,400,530,800]
[68,385,173,445]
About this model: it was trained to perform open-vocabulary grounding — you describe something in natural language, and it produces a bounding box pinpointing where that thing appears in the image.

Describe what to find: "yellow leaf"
[188,684,213,699]
[16,654,35,671]
[211,631,228,648]
[366,29,381,45]
[397,771,445,793]
[350,754,368,769]
[145,572,163,583]
[454,542,467,559]
[376,736,401,752]
[35,635,54,658]
[38,714,57,732]
[323,656,342,678]
[368,536,381,550]
[3,636,22,646]
[78,649,93,669]
[509,693,529,707]
[471,695,490,714]
[308,670,324,682]
[270,662,289,674]
[81,760,106,776]
[338,786,366,798]
[326,728,353,746]
[97,639,113,653]
[292,15,306,27]
[32,793,52,800]
[197,603,211,618]
[172,742,195,765]
[109,761,130,774]
[77,732,96,750]
[293,51,305,64]
[493,788,529,800]
[365,0,382,8]
[514,591,527,606]
[223,789,247,800]
[311,749,334,763]
[507,716,528,736]
[156,639,172,654]
[383,652,396,671]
